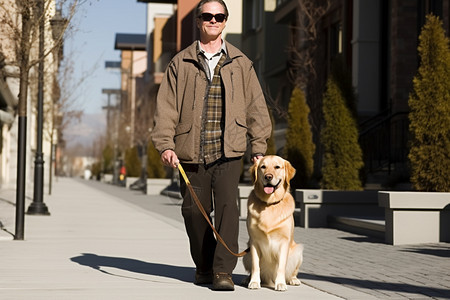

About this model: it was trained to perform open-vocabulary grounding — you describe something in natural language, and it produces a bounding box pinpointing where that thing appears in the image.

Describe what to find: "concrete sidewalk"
[0,178,341,299]
[80,179,450,300]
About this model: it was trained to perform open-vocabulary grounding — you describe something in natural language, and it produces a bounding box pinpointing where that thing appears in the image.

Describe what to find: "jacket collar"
[183,40,243,63]
[197,40,228,57]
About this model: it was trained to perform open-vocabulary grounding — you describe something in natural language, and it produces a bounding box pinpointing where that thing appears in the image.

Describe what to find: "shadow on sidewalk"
[71,253,194,283]
[71,253,249,288]
[300,273,450,299]
[401,245,450,258]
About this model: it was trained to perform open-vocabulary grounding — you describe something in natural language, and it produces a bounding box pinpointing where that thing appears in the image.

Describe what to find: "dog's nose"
[265,173,273,181]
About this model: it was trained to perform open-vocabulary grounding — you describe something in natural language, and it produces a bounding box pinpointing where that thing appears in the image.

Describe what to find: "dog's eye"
[275,165,281,169]
[261,165,266,169]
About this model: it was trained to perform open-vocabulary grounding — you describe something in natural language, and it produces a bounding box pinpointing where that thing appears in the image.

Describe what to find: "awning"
[114,33,146,51]
[0,78,17,124]
[0,109,14,124]
[0,78,16,107]
[137,0,176,3]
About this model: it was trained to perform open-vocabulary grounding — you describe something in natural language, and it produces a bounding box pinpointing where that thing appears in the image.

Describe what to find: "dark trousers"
[180,158,241,274]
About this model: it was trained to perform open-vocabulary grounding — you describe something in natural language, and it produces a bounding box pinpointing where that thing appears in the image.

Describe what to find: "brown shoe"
[213,272,234,291]
[194,271,212,285]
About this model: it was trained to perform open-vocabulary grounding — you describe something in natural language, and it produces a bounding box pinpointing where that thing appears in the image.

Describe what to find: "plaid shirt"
[201,53,227,165]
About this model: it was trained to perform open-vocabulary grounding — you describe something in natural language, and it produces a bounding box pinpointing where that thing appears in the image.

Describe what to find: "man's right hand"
[161,150,179,168]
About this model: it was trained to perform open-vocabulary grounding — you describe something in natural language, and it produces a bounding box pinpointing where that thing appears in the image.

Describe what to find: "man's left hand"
[251,155,263,164]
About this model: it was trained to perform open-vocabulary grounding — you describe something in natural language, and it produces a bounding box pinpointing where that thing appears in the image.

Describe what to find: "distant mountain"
[64,112,106,149]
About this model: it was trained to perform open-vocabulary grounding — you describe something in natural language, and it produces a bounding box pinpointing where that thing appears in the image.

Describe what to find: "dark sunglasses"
[199,13,227,23]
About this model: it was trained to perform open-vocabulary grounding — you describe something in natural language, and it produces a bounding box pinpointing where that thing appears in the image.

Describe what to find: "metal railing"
[359,112,409,177]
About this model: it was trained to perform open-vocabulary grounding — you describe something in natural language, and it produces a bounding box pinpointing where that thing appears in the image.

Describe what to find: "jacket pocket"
[228,117,248,153]
[174,123,195,160]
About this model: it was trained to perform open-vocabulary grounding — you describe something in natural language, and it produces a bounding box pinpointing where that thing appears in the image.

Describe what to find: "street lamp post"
[48,9,67,195]
[102,88,121,184]
[27,0,49,215]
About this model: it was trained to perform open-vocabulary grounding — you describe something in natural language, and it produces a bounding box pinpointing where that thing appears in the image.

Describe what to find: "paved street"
[0,177,449,299]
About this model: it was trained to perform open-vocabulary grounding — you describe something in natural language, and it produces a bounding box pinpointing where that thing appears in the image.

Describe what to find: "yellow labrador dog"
[243,155,303,291]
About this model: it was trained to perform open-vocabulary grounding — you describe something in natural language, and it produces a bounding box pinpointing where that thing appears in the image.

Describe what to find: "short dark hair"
[195,0,229,19]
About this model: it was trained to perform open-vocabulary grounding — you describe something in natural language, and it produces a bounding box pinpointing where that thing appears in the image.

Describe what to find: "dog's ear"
[284,159,296,183]
[250,159,260,184]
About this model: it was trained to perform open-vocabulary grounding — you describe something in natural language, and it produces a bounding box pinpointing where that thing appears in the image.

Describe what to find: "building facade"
[128,0,448,187]
[267,0,448,187]
[0,0,63,192]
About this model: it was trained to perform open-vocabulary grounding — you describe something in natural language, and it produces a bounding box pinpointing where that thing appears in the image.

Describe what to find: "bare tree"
[43,2,101,189]
[263,0,331,125]
[283,0,332,183]
[0,0,88,239]
[288,0,331,89]
[285,0,331,135]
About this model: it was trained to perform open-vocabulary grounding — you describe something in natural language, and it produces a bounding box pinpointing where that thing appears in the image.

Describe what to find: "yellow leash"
[177,163,249,257]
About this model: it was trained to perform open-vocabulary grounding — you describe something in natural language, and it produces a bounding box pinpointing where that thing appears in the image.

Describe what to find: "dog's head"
[250,155,296,203]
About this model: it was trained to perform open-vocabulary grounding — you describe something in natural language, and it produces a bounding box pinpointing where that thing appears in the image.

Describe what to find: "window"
[244,0,263,32]
[329,22,343,59]
[276,0,289,7]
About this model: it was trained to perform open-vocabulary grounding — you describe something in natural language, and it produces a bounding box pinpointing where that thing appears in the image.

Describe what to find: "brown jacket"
[151,41,271,164]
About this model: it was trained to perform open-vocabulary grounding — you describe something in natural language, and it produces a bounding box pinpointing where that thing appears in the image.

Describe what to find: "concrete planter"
[101,174,113,184]
[147,178,172,195]
[237,185,253,219]
[379,191,450,245]
[295,189,383,228]
[125,177,139,189]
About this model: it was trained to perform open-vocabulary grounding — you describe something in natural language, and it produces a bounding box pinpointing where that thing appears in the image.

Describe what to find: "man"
[151,0,271,291]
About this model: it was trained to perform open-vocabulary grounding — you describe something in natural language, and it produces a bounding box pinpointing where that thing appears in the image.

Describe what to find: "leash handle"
[177,163,248,257]
[177,163,190,184]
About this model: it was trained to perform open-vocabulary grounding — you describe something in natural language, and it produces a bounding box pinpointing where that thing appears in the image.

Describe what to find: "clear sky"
[66,0,147,115]
[63,0,147,148]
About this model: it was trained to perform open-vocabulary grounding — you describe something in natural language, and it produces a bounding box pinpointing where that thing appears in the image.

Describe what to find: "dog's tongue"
[264,186,275,194]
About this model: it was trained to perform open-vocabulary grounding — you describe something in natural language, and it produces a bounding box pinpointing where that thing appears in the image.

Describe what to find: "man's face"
[197,1,227,41]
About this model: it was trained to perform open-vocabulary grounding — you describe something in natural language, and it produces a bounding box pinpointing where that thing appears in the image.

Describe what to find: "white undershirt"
[199,40,227,80]
[203,51,223,80]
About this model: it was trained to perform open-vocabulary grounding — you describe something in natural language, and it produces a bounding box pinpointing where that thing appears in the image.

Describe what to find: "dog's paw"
[287,277,301,286]
[275,282,288,291]
[248,281,261,289]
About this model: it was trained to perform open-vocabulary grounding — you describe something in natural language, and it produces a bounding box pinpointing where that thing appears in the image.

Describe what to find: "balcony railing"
[359,111,409,178]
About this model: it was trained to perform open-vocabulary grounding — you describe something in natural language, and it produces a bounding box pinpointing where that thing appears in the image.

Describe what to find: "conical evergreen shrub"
[102,144,114,174]
[284,87,315,189]
[408,14,450,192]
[147,141,166,178]
[124,146,141,177]
[320,73,363,190]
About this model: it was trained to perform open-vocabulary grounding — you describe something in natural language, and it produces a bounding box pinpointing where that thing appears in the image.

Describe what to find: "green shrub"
[102,144,114,174]
[320,74,363,190]
[330,56,358,119]
[90,161,102,180]
[284,87,315,189]
[124,146,141,177]
[408,14,450,192]
[147,142,166,178]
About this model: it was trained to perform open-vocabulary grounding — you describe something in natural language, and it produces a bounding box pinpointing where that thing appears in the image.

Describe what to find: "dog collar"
[268,199,282,206]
